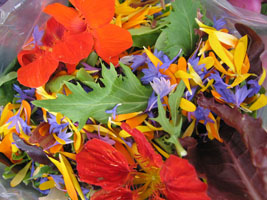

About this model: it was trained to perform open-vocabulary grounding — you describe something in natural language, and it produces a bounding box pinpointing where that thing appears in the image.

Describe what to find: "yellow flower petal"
[234,35,248,75]
[209,32,235,72]
[180,98,196,112]
[249,94,267,111]
[53,133,66,145]
[10,161,32,187]
[188,63,203,87]
[39,180,56,190]
[144,47,162,68]
[182,119,195,138]
[198,56,214,70]
[228,73,252,88]
[259,68,266,86]
[48,156,78,200]
[60,154,85,200]
[201,28,238,47]
[152,142,169,159]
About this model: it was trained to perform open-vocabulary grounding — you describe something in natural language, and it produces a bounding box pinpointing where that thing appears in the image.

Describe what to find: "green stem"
[174,139,187,157]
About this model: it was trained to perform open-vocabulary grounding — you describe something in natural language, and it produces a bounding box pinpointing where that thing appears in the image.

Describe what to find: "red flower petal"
[42,17,65,47]
[93,24,133,64]
[80,0,115,28]
[76,138,132,190]
[91,188,137,200]
[121,123,163,168]
[17,52,58,88]
[160,155,210,200]
[44,3,86,33]
[53,31,94,64]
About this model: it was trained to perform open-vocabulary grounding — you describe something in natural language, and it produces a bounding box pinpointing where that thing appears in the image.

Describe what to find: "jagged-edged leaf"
[76,68,94,86]
[33,63,152,129]
[158,0,200,58]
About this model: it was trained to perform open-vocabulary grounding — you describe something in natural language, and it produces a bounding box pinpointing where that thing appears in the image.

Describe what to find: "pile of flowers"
[0,0,266,199]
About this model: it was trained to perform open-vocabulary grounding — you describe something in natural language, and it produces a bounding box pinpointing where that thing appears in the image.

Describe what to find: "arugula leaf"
[168,81,185,125]
[33,63,152,129]
[156,0,200,58]
[152,95,186,156]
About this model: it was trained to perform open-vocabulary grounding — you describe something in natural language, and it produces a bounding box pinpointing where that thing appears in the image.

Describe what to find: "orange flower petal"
[81,0,115,28]
[44,3,86,33]
[17,53,59,88]
[53,31,94,64]
[93,24,133,64]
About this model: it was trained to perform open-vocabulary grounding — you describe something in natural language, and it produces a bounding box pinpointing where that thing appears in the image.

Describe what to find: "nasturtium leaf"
[33,63,152,129]
[157,0,200,58]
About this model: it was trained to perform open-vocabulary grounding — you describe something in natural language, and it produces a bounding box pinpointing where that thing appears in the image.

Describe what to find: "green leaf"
[261,3,267,15]
[155,31,168,51]
[46,75,75,93]
[152,96,176,135]
[76,68,94,86]
[84,51,99,67]
[152,96,186,156]
[161,0,200,58]
[129,21,168,48]
[33,63,152,129]
[0,79,17,106]
[0,71,17,87]
[168,81,185,126]
[26,165,53,180]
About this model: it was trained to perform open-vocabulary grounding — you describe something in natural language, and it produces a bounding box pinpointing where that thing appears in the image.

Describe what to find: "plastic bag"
[0,0,68,75]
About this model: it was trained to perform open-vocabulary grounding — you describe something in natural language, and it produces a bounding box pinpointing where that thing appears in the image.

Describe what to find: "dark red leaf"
[12,133,54,167]
[190,93,267,200]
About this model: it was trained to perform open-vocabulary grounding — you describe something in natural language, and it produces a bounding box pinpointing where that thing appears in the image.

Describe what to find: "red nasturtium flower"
[76,123,210,200]
[17,0,132,88]
[18,18,92,87]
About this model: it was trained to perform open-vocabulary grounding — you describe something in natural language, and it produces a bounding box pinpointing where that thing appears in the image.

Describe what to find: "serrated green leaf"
[46,75,75,93]
[162,0,200,58]
[0,71,17,87]
[33,63,152,129]
[168,81,185,125]
[76,68,94,86]
[152,96,186,156]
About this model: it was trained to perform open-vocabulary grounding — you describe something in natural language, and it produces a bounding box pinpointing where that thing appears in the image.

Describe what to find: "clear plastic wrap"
[0,0,68,75]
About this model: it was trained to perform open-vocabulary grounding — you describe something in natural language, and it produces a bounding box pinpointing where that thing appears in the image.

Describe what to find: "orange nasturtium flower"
[17,0,132,88]
[44,0,133,64]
